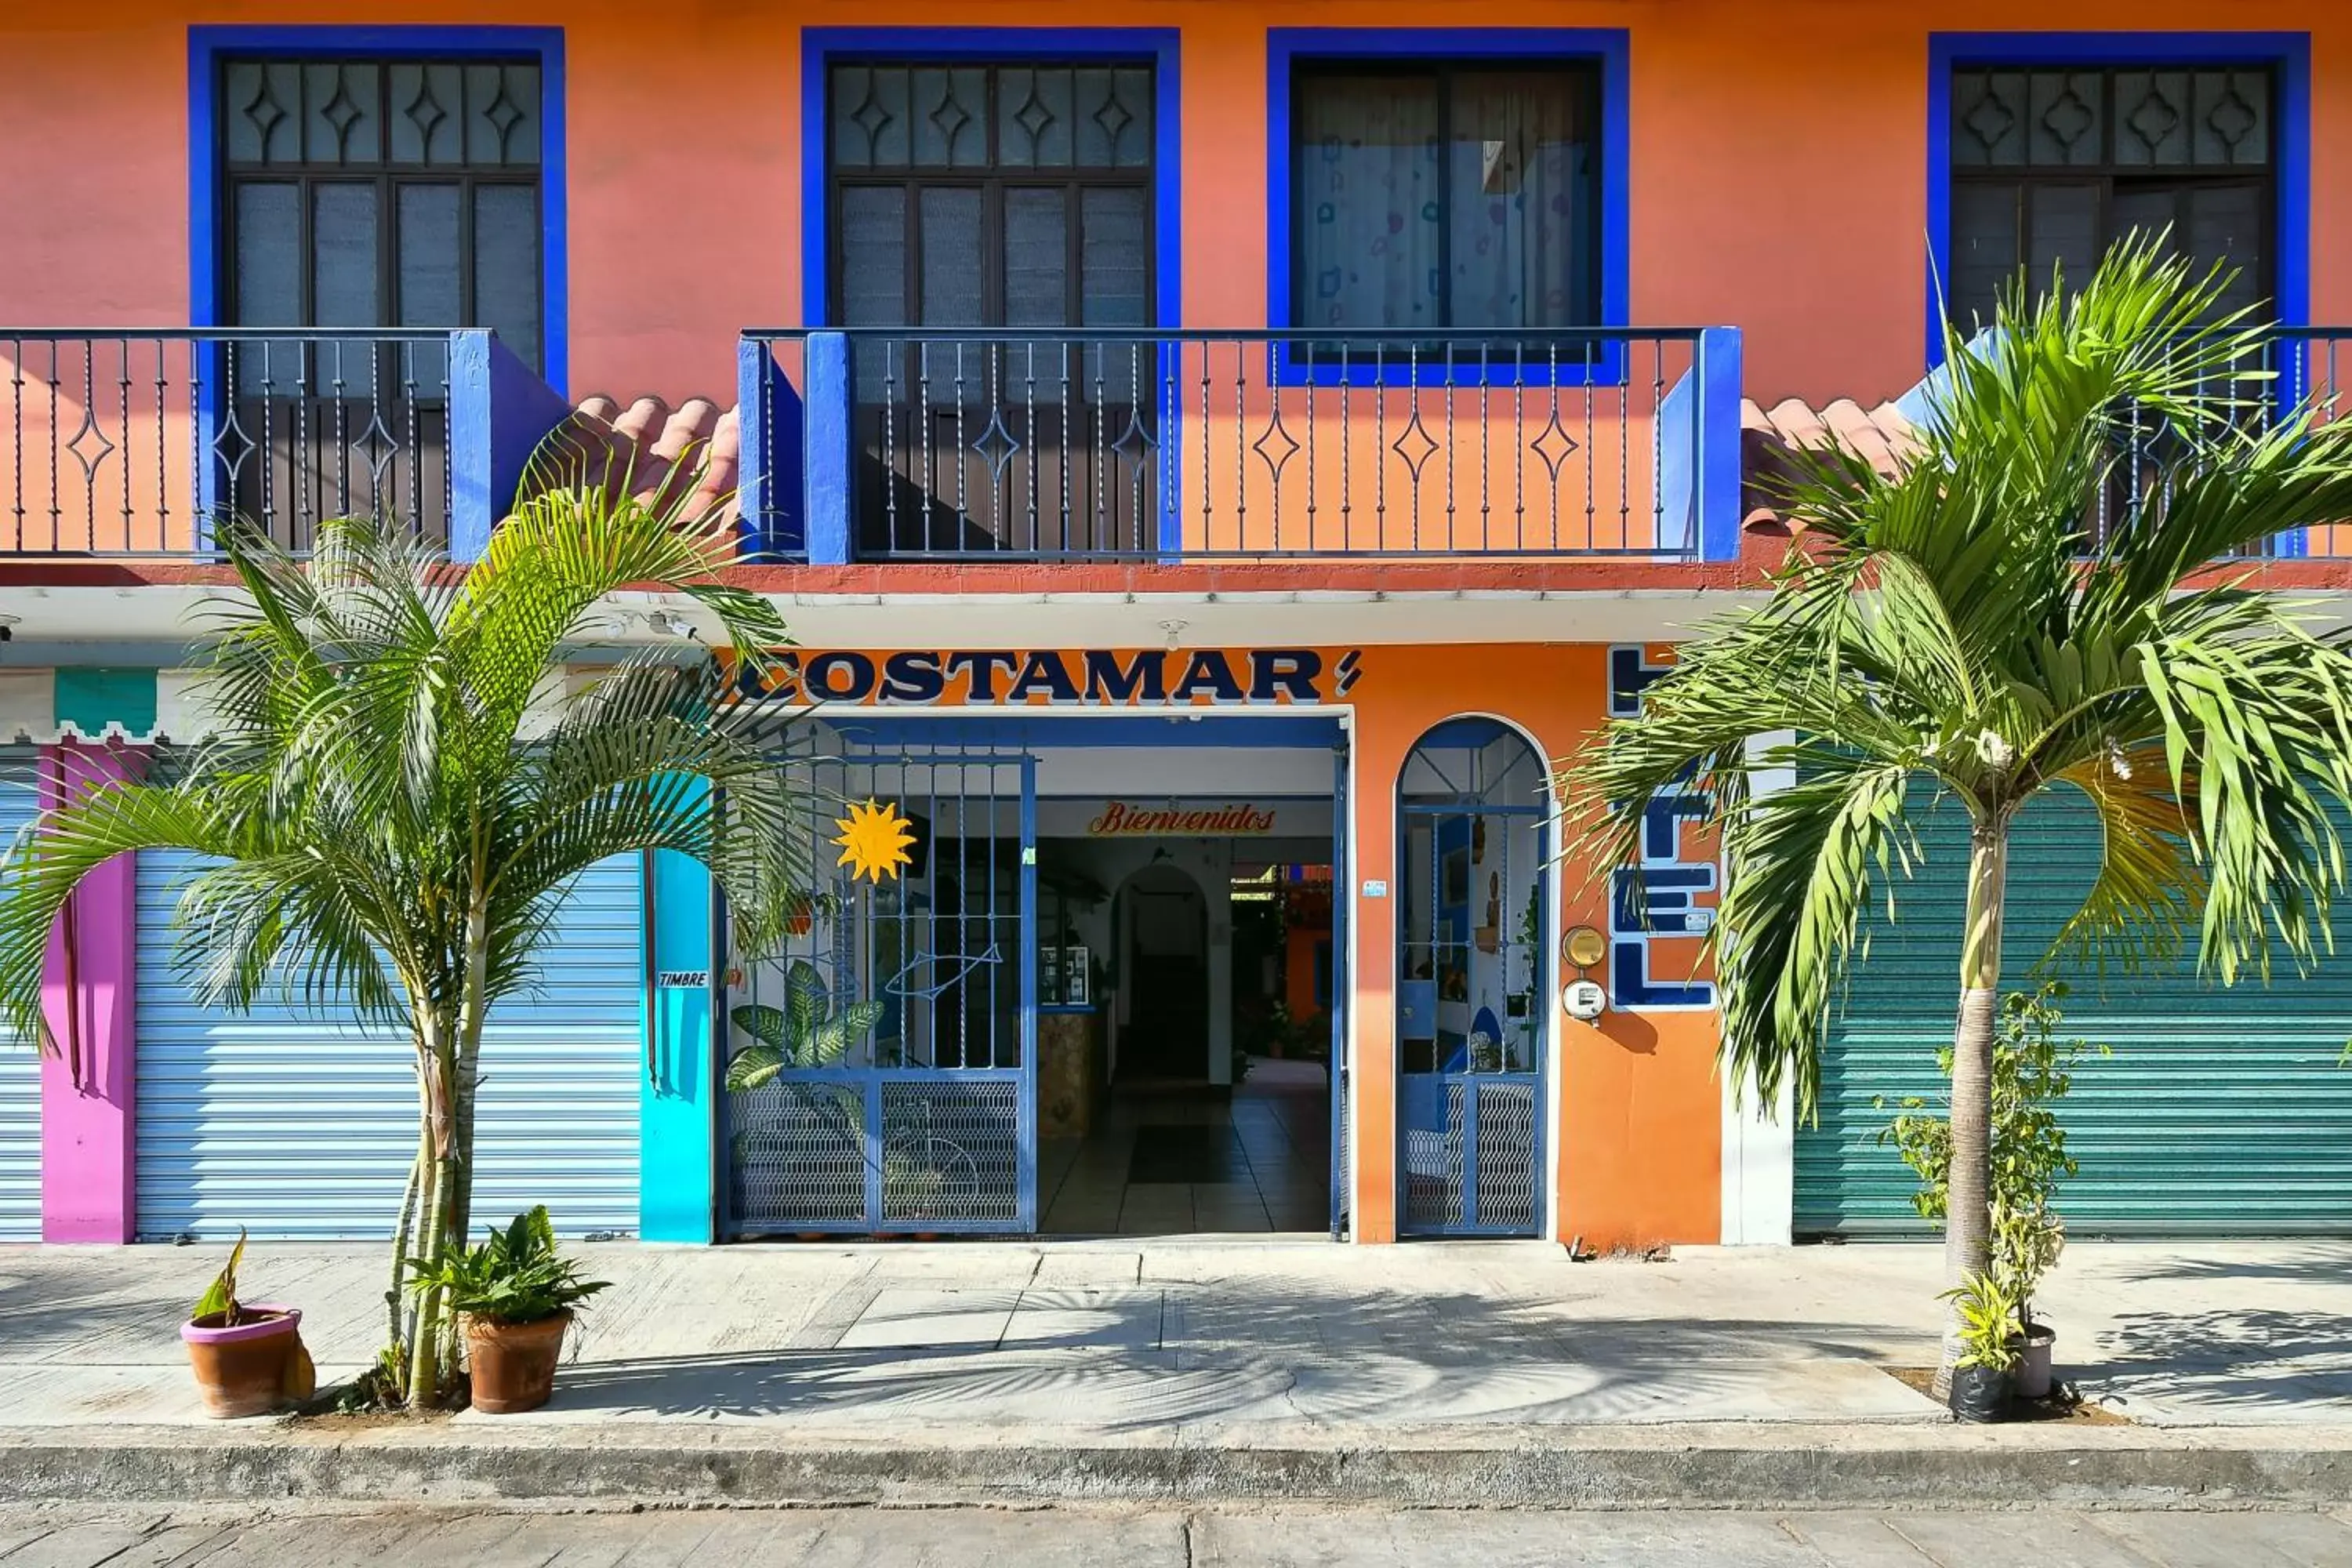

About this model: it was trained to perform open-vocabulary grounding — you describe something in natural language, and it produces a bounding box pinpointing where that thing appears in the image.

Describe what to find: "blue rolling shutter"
[1796,786,2352,1237]
[136,854,644,1242]
[0,750,43,1241]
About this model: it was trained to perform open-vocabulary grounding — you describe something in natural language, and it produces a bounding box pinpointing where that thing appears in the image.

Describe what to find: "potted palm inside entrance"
[410,1206,609,1414]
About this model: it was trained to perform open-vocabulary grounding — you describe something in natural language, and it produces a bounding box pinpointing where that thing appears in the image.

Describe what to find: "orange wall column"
[1344,709,1409,1243]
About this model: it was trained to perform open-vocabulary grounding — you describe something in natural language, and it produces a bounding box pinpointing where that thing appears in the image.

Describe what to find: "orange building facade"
[1,3,2345,1250]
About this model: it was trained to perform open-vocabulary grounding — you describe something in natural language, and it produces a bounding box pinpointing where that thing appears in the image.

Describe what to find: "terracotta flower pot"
[180,1304,303,1419]
[464,1311,572,1414]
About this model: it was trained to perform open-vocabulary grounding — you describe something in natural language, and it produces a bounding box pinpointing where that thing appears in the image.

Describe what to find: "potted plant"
[1880,982,2099,1401]
[1943,1269,2023,1423]
[409,1206,608,1414]
[179,1230,314,1418]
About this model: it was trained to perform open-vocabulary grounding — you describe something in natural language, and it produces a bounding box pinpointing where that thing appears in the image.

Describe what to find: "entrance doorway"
[719,714,1345,1241]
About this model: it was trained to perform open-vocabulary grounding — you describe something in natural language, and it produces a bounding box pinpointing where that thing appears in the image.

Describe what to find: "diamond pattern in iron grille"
[1472,1079,1539,1232]
[879,1079,1022,1223]
[1403,1081,1466,1232]
[731,1080,866,1229]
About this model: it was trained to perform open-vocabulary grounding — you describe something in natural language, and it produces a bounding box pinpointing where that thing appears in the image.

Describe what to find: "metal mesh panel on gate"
[880,1079,1022,1224]
[1472,1079,1539,1232]
[1403,1080,1466,1232]
[731,1082,867,1227]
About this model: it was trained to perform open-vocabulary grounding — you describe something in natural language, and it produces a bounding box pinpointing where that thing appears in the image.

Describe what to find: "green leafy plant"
[1563,235,2352,1388]
[1878,982,2104,1328]
[1942,1270,2025,1374]
[724,960,886,1091]
[190,1229,249,1327]
[0,438,808,1410]
[408,1206,609,1328]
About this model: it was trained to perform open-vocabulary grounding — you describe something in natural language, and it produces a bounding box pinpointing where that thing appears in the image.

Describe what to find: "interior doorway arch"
[1116,862,1211,1083]
[1396,717,1549,1237]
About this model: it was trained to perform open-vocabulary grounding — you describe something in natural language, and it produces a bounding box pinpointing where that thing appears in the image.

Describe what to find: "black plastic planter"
[1948,1363,2014,1423]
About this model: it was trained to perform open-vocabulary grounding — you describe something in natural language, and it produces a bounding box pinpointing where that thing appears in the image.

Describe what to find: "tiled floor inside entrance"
[1039,1058,1332,1234]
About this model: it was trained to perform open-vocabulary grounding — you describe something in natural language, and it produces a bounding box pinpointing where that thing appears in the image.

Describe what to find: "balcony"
[14,323,2349,577]
[736,328,1746,564]
[0,328,566,561]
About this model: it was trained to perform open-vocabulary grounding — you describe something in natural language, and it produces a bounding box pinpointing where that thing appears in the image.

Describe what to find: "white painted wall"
[1720,731,1796,1245]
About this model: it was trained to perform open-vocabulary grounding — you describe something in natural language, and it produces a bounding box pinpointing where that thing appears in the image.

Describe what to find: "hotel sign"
[744,648,1363,706]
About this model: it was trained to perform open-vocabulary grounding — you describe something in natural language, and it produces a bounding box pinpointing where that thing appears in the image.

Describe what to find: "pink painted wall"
[0,2,2344,412]
[38,743,140,1243]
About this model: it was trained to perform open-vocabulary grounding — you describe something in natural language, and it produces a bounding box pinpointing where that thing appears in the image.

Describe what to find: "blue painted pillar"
[1696,326,1745,565]
[804,332,853,566]
[641,822,720,1243]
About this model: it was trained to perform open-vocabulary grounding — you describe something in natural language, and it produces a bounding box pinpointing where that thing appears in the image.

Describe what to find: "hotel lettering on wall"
[743,648,1365,706]
[1606,645,1717,1010]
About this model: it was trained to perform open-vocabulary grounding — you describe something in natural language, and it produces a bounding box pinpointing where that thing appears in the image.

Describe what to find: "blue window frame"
[800,28,1181,329]
[1266,29,1630,387]
[1925,31,2310,370]
[190,25,569,395]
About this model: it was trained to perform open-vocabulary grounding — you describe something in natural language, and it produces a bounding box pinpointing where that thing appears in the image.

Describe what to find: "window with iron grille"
[220,58,546,371]
[1290,62,1602,332]
[1947,66,2274,331]
[827,62,1155,329]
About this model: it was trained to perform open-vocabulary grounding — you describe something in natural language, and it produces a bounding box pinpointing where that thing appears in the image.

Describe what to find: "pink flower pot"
[180,1304,303,1418]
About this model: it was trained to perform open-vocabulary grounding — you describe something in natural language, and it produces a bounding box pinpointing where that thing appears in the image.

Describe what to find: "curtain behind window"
[1297,68,1592,332]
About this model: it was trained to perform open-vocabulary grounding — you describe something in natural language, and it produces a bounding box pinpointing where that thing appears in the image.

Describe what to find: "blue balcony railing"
[0,328,568,561]
[1896,325,2352,561]
[739,327,1745,564]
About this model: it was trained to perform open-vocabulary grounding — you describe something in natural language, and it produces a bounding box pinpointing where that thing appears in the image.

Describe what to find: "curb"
[5,1428,2350,1510]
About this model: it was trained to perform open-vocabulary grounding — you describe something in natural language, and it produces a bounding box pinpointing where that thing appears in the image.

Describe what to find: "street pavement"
[5,1236,2347,1433]
[4,1504,2352,1566]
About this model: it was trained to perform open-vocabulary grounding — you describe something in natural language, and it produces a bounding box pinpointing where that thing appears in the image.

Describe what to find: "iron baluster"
[1476,343,1489,552]
[116,339,132,549]
[1232,340,1246,549]
[1651,337,1664,551]
[152,339,169,550]
[1374,343,1386,548]
[1304,354,1316,552]
[882,342,898,555]
[1057,340,1071,557]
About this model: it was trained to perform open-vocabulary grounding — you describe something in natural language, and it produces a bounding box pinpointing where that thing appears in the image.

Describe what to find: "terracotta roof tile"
[536,394,742,528]
[1740,395,1915,535]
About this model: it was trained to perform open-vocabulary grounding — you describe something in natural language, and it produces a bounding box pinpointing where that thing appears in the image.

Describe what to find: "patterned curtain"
[1298,71,1591,332]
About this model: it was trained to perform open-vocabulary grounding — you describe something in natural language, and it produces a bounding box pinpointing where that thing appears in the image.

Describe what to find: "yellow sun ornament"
[833,798,916,884]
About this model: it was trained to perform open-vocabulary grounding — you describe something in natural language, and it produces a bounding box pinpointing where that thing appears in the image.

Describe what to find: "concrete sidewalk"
[3,1236,2346,1432]
[2,1236,2348,1507]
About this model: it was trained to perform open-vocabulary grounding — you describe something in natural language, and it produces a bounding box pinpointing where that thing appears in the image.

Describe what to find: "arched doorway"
[1117,862,1210,1083]
[1396,718,1549,1236]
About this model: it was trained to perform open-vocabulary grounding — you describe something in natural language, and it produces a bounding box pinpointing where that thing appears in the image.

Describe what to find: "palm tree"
[0,452,807,1409]
[1566,238,2352,1387]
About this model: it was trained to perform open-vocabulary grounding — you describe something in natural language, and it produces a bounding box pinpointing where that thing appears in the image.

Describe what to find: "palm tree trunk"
[405,1012,460,1410]
[1933,816,2008,1399]
[387,1143,421,1352]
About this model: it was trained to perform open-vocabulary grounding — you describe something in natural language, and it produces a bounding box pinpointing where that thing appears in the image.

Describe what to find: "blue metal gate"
[1396,721,1548,1238]
[726,743,1036,1236]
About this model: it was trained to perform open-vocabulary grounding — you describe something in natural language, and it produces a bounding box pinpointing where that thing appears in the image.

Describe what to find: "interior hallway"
[1039,1058,1333,1235]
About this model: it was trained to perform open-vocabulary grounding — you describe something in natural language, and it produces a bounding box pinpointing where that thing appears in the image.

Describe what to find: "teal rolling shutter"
[136,854,645,1242]
[0,750,43,1241]
[1797,786,2352,1237]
